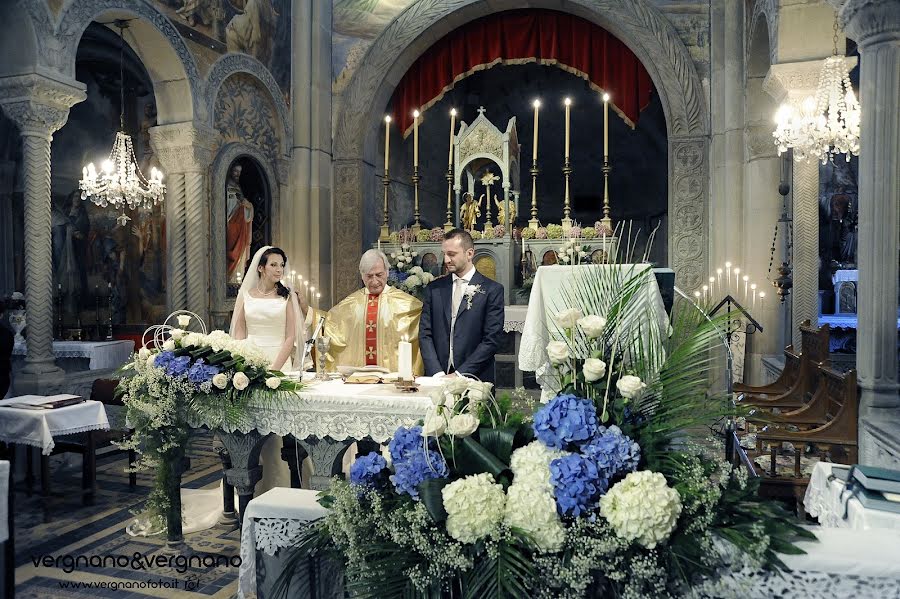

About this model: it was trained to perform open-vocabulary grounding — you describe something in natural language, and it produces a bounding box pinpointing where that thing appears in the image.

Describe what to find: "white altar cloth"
[518,265,668,397]
[238,487,328,599]
[198,379,433,443]
[503,305,528,333]
[12,340,134,370]
[0,396,109,455]
[804,461,900,531]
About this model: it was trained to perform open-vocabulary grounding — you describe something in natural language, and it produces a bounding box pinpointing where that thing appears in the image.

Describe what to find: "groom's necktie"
[448,278,466,370]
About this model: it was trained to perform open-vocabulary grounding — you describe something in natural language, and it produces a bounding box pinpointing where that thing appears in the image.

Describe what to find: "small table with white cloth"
[198,379,434,520]
[518,265,668,399]
[12,340,134,371]
[1,459,10,599]
[804,461,900,530]
[0,396,110,508]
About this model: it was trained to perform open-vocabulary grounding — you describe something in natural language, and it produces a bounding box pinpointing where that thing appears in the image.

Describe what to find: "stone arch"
[332,0,710,297]
[746,9,778,160]
[52,0,201,123]
[209,142,282,327]
[212,73,283,167]
[749,0,779,67]
[206,54,291,159]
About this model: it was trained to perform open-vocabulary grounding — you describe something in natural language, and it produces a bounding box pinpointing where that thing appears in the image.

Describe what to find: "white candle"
[522,234,525,255]
[702,285,708,300]
[564,98,571,160]
[734,267,741,289]
[384,115,391,172]
[448,108,457,166]
[532,99,541,161]
[759,291,766,310]
[742,275,749,297]
[602,93,610,158]
[716,269,723,294]
[413,109,420,168]
[398,339,413,380]
[377,239,382,251]
[751,284,757,308]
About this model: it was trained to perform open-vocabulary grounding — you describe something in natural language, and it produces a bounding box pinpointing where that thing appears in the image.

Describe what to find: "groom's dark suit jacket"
[419,270,504,384]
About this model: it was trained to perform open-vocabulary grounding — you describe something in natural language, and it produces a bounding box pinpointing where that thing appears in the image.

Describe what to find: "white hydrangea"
[442,473,506,543]
[600,470,682,548]
[409,266,424,276]
[404,274,422,288]
[503,483,565,552]
[509,441,567,492]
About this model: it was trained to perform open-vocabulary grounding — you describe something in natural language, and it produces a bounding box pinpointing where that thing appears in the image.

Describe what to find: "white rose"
[465,381,492,403]
[444,377,471,396]
[212,373,229,389]
[412,251,418,257]
[404,274,421,288]
[616,375,647,400]
[447,413,479,437]
[232,371,250,391]
[265,376,281,390]
[577,315,607,339]
[138,347,150,360]
[552,308,583,330]
[430,388,446,407]
[169,328,184,341]
[583,358,607,382]
[422,412,446,437]
[162,339,176,351]
[390,252,397,259]
[566,248,574,255]
[381,444,393,469]
[146,354,158,368]
[177,314,191,328]
[409,266,423,276]
[546,340,570,365]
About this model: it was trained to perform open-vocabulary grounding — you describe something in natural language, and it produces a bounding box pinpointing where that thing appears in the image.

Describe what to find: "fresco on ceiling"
[333,0,415,91]
[152,0,291,104]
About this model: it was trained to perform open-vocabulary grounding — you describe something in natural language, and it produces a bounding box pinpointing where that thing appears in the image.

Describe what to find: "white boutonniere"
[463,284,485,310]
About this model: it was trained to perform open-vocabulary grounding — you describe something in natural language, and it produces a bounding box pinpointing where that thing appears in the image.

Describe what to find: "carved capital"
[763,59,830,102]
[832,0,900,46]
[149,122,219,173]
[0,73,85,135]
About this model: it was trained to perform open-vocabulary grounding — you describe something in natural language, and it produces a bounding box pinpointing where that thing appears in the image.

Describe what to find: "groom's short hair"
[444,228,474,250]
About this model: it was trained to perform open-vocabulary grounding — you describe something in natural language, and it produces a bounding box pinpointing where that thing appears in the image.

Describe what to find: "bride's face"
[258,254,284,285]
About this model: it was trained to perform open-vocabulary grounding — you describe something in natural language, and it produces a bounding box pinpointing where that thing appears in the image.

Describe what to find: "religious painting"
[151,0,292,103]
[225,156,271,294]
[542,250,558,266]
[473,254,496,281]
[420,252,439,276]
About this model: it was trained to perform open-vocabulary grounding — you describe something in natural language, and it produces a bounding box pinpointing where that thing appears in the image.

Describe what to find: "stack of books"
[850,465,900,514]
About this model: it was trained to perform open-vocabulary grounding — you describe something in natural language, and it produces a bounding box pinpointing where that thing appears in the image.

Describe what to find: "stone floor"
[11,432,242,599]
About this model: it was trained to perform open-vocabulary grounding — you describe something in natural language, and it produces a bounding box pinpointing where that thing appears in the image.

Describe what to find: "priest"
[300,249,424,374]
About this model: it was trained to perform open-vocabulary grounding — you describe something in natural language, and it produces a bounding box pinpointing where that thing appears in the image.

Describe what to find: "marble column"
[835,0,900,466]
[0,74,85,391]
[150,122,218,323]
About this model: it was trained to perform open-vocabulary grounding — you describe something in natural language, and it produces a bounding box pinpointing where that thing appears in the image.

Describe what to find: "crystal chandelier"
[773,17,860,164]
[79,20,164,226]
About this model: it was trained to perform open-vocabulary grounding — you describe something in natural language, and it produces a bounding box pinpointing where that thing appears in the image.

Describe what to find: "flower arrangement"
[389,243,417,273]
[535,226,548,239]
[582,226,598,239]
[470,230,483,240]
[429,227,445,242]
[278,268,812,598]
[521,227,536,240]
[556,238,591,265]
[546,223,564,239]
[493,224,506,238]
[117,312,301,536]
[416,229,431,242]
[482,226,496,239]
[568,225,582,238]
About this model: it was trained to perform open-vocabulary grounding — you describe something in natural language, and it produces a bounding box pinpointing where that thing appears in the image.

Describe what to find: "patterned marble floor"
[11,432,242,599]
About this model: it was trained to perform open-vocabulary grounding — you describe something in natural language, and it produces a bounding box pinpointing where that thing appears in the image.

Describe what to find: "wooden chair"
[737,320,830,410]
[750,365,857,515]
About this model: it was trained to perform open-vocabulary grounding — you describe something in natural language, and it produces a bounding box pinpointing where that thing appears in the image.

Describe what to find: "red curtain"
[391,9,655,136]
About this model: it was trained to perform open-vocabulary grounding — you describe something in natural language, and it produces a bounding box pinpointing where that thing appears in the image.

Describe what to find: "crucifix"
[477,106,486,116]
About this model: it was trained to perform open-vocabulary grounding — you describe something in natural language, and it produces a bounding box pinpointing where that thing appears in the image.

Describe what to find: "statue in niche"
[494,194,515,226]
[226,163,255,281]
[460,192,482,231]
[226,0,277,64]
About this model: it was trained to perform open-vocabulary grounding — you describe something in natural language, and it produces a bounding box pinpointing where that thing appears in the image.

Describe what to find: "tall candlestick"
[448,108,456,166]
[759,291,766,310]
[564,98,571,160]
[383,115,391,172]
[742,275,749,297]
[725,263,732,292]
[412,109,419,168]
[751,284,757,308]
[532,99,540,161]
[716,269,723,295]
[602,93,610,158]
[733,267,741,289]
[398,338,413,380]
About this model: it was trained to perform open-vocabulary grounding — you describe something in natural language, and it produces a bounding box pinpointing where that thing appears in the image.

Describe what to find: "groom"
[420,229,504,384]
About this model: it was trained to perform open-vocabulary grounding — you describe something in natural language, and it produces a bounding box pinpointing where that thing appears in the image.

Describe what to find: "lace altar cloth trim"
[0,399,110,455]
[238,517,316,599]
[192,384,433,443]
[689,568,900,598]
[12,340,134,370]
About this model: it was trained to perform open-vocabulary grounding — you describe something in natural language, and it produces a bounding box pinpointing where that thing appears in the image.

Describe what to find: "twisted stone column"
[150,123,217,322]
[0,75,85,386]
[791,158,819,348]
[835,0,900,466]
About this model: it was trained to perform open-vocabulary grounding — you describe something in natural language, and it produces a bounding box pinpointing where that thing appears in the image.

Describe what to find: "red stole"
[365,293,379,365]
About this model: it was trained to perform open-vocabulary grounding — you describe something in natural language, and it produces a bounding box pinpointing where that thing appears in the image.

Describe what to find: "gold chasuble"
[309,286,423,374]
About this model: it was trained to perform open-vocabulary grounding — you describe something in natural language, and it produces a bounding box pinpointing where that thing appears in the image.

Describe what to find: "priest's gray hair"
[359,249,390,276]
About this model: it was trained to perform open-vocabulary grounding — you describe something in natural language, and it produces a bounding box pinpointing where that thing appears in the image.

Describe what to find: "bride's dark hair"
[257,247,290,299]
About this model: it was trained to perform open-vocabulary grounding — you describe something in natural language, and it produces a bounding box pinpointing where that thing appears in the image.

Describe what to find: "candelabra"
[444,167,454,231]
[379,173,390,241]
[599,158,613,233]
[528,160,540,230]
[411,168,421,233]
[56,287,64,339]
[561,160,573,230]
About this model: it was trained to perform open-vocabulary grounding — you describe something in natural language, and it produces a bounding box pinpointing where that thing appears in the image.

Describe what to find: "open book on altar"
[338,365,403,384]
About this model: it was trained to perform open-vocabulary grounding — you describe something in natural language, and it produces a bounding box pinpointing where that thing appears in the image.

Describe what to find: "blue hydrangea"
[187,359,221,385]
[165,355,192,377]
[389,425,425,464]
[582,425,641,478]
[533,394,599,449]
[550,454,607,517]
[394,270,410,283]
[350,452,388,489]
[154,351,175,368]
[390,449,448,499]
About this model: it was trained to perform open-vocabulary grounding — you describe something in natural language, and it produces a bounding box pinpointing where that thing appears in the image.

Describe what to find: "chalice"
[315,336,331,381]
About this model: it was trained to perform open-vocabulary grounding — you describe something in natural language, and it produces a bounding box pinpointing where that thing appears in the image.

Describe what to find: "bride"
[230,245,305,493]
